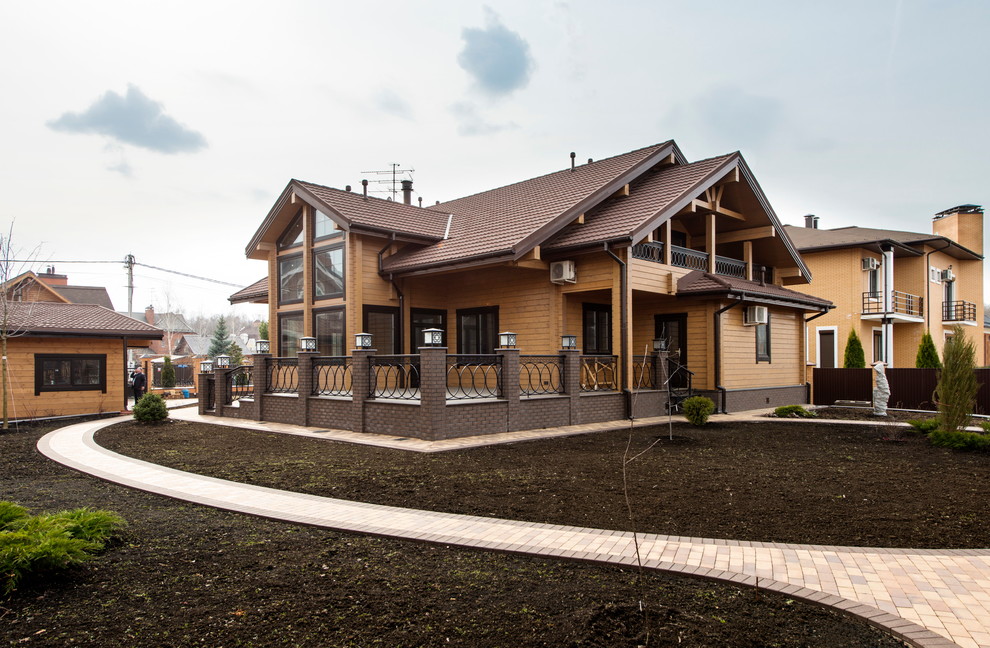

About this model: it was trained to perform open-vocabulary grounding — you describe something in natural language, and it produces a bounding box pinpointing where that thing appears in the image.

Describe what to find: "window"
[817,328,836,368]
[364,306,400,354]
[278,312,303,356]
[278,254,304,304]
[755,313,771,362]
[314,209,341,241]
[313,244,344,299]
[944,278,956,304]
[583,303,611,354]
[411,308,447,352]
[457,307,498,354]
[278,210,304,250]
[35,354,106,395]
[873,329,884,363]
[867,268,880,295]
[314,308,345,356]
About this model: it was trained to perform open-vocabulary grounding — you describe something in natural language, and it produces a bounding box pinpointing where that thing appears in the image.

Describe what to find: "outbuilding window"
[755,315,771,363]
[35,354,106,395]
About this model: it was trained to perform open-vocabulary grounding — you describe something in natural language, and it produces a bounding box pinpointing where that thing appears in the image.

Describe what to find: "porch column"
[497,347,521,431]
[561,348,582,424]
[744,241,753,281]
[350,348,373,434]
[250,352,269,421]
[663,221,673,265]
[706,213,717,274]
[419,346,447,441]
[882,245,895,366]
[297,349,317,426]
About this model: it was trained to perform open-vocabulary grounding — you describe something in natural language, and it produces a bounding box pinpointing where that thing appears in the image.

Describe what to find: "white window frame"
[815,326,839,368]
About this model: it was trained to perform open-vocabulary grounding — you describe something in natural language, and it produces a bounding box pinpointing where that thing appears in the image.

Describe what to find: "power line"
[9,257,245,288]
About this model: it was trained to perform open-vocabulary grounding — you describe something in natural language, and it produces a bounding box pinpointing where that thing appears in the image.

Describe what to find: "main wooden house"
[223,141,831,438]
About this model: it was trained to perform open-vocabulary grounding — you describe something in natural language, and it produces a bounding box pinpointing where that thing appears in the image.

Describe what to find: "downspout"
[925,240,953,328]
[881,244,895,366]
[604,243,630,418]
[714,295,745,413]
[377,234,404,352]
[122,336,129,413]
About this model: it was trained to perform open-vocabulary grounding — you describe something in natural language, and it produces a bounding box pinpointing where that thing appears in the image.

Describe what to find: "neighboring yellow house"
[229,140,831,430]
[784,205,984,369]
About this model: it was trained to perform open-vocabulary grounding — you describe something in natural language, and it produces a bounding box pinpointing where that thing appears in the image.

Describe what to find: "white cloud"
[457,7,534,97]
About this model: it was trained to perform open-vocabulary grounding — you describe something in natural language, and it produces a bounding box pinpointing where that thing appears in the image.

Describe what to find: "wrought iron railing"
[266,357,298,394]
[632,355,656,389]
[519,355,563,396]
[862,291,924,317]
[370,355,421,400]
[631,241,664,263]
[225,366,254,404]
[943,300,976,322]
[312,357,352,396]
[714,255,746,278]
[669,245,709,271]
[580,355,618,392]
[446,355,502,399]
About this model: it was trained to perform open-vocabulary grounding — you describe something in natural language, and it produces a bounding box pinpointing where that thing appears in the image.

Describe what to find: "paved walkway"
[36,412,990,648]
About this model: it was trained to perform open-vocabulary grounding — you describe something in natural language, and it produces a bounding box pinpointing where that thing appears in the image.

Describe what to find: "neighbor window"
[35,354,106,395]
[313,244,344,299]
[756,314,771,363]
[278,313,304,356]
[314,308,345,356]
[278,254,304,304]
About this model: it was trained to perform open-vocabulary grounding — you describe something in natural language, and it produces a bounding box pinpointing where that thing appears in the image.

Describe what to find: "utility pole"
[124,254,135,318]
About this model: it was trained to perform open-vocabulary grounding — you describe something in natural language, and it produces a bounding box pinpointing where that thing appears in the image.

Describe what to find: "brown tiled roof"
[7,302,164,338]
[381,142,677,272]
[544,154,736,250]
[229,277,268,304]
[677,271,832,309]
[51,285,115,309]
[783,225,982,260]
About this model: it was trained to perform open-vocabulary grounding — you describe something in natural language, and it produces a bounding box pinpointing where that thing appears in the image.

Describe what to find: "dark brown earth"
[7,412,975,647]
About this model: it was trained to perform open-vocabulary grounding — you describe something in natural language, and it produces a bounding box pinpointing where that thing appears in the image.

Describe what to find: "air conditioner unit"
[941,269,955,282]
[861,257,880,271]
[744,305,768,325]
[550,260,577,284]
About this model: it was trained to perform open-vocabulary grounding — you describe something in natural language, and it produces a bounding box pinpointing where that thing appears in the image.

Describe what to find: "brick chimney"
[37,265,68,286]
[401,180,413,205]
[144,305,155,326]
[803,214,819,229]
[933,204,983,255]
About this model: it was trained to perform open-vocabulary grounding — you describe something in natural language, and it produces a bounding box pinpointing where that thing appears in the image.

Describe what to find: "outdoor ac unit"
[550,260,577,284]
[744,305,768,325]
[861,257,880,271]
[941,269,955,282]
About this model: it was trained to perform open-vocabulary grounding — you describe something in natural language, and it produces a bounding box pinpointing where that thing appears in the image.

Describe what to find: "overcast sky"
[1,0,987,317]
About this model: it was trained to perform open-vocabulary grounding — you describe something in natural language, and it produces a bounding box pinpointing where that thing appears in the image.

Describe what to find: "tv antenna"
[360,163,414,201]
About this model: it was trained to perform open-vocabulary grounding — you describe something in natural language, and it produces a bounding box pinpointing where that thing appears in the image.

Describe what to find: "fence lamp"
[300,336,318,352]
[200,360,213,373]
[423,328,444,347]
[498,331,517,348]
[255,339,271,354]
[355,332,373,349]
[215,355,231,369]
[560,334,577,349]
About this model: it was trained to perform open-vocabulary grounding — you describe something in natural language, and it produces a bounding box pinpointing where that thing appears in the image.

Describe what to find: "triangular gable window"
[314,209,341,241]
[278,210,305,250]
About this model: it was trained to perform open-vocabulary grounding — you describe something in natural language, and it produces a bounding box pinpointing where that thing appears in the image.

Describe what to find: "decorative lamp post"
[423,328,444,347]
[498,331,517,348]
[300,336,317,352]
[560,334,577,349]
[653,337,667,352]
[255,339,271,354]
[355,332,373,349]
[200,359,214,373]
[215,354,231,369]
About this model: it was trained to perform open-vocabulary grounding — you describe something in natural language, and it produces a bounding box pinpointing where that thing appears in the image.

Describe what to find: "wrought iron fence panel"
[266,357,298,393]
[225,366,254,404]
[370,355,421,400]
[580,355,618,392]
[519,355,563,395]
[631,241,664,263]
[669,245,708,271]
[632,356,656,389]
[312,357,352,396]
[446,355,502,399]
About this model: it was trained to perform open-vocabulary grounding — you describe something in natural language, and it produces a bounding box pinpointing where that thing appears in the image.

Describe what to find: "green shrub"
[161,356,176,389]
[843,330,866,368]
[0,504,126,595]
[682,396,715,426]
[935,326,979,433]
[907,418,940,433]
[915,331,942,369]
[929,429,990,452]
[981,420,990,434]
[0,502,29,530]
[132,393,168,422]
[773,405,816,418]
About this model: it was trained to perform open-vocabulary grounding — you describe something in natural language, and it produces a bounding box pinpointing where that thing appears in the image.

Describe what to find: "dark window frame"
[35,354,107,395]
[277,252,304,305]
[314,209,344,243]
[582,303,612,355]
[456,306,499,355]
[277,209,305,251]
[278,311,304,357]
[363,305,401,355]
[755,312,772,363]
[313,306,346,357]
[411,308,447,352]
[313,241,345,301]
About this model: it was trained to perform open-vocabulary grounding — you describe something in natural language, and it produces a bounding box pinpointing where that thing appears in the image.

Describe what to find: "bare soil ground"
[4,413,967,647]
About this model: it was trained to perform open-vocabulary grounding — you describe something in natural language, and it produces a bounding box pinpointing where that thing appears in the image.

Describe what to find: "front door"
[655,313,688,388]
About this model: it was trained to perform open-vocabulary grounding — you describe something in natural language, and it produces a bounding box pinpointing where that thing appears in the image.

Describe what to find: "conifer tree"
[915,331,942,368]
[207,316,231,358]
[843,329,866,368]
[935,326,979,433]
[161,356,176,389]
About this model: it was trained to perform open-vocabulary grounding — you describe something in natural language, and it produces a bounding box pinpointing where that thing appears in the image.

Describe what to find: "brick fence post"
[350,348,374,434]
[561,348,581,425]
[213,367,230,415]
[297,351,317,426]
[419,346,447,441]
[198,371,213,415]
[251,353,269,421]
[497,347,520,432]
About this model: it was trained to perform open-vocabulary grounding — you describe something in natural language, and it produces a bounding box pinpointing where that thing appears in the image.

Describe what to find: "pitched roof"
[6,302,164,338]
[783,224,983,260]
[177,334,211,356]
[677,271,832,309]
[121,311,196,333]
[229,277,268,304]
[381,142,679,273]
[51,285,115,309]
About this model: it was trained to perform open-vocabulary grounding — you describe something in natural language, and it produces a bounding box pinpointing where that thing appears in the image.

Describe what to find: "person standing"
[131,366,147,405]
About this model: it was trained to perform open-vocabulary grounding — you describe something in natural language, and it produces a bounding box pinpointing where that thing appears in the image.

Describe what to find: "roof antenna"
[570,152,576,172]
[362,179,368,200]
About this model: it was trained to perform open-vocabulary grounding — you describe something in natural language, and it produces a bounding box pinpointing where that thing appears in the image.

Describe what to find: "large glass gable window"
[314,244,344,299]
[35,354,106,395]
[315,308,345,356]
[278,254,304,304]
[457,307,498,354]
[314,209,340,241]
[278,211,304,250]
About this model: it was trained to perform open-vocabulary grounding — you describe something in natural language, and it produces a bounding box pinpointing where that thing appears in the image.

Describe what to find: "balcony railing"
[943,300,977,322]
[714,255,746,279]
[632,242,753,280]
[862,291,924,318]
[669,245,709,271]
[631,241,665,263]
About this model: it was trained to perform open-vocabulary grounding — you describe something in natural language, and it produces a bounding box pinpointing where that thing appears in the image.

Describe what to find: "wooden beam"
[518,245,541,261]
[290,192,298,204]
[612,184,630,198]
[716,168,740,185]
[513,259,549,270]
[776,267,804,279]
[572,214,585,225]
[718,226,776,244]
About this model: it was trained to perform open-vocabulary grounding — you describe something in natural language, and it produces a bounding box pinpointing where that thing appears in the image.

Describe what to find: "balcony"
[861,291,924,322]
[631,241,751,280]
[943,300,977,323]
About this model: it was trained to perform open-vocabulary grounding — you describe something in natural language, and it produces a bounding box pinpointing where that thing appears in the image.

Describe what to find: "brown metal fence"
[812,368,871,405]
[812,367,990,413]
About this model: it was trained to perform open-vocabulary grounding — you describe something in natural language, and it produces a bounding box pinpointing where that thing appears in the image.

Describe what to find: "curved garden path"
[37,412,990,648]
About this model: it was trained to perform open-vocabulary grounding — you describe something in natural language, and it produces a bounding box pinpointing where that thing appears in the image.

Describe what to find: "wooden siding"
[721,305,804,388]
[6,337,126,418]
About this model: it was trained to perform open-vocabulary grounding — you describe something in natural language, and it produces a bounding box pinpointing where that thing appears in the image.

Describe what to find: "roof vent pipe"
[362,179,368,200]
[418,197,422,208]
[588,158,593,164]
[804,214,819,229]
[570,152,576,171]
[401,179,413,205]
[345,185,351,192]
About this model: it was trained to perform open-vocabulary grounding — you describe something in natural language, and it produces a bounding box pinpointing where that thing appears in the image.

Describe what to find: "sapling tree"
[843,330,866,368]
[161,356,176,389]
[934,326,979,433]
[915,331,942,369]
[0,224,40,430]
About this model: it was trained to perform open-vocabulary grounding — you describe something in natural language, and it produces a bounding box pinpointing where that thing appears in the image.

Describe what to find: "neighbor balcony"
[943,300,977,323]
[861,291,924,322]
